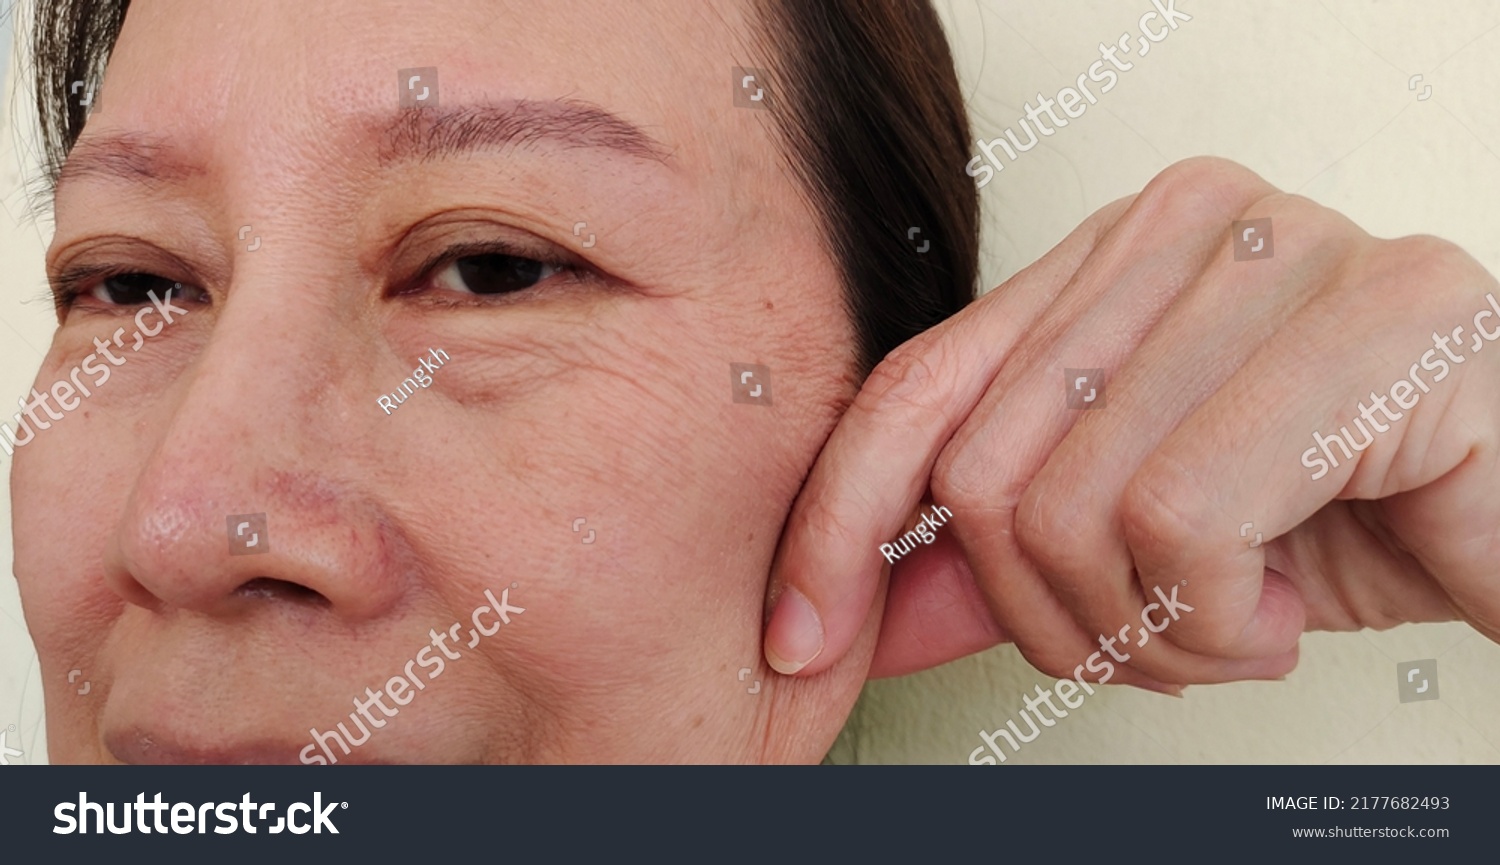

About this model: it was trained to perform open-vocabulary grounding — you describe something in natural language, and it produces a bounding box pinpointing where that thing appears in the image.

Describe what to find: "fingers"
[936,159,1296,685]
[776,150,1500,691]
[763,196,1132,676]
[1353,255,1500,642]
[1013,189,1353,680]
[1126,236,1499,656]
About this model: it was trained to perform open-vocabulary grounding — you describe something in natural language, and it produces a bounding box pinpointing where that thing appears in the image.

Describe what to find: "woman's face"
[13,0,874,762]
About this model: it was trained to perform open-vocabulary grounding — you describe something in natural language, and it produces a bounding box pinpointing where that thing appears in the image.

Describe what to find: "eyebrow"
[54,98,670,193]
[56,132,203,191]
[378,99,671,167]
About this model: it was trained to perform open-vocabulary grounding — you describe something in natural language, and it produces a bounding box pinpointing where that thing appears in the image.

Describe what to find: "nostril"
[235,577,330,607]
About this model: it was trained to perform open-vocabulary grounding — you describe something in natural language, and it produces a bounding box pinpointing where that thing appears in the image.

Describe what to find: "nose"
[103,270,407,621]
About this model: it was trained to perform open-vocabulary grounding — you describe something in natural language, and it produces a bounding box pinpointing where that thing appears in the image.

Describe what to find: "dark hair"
[751,0,979,373]
[30,0,978,373]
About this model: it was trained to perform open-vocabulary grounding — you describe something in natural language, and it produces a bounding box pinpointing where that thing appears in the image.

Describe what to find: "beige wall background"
[3,1,1498,765]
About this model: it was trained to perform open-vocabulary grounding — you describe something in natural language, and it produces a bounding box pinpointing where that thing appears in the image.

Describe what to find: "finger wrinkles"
[1042,193,1367,669]
[952,165,1275,680]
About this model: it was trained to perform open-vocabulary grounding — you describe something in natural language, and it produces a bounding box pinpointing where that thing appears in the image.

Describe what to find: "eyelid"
[49,241,208,314]
[49,265,178,313]
[50,263,120,308]
[394,235,592,299]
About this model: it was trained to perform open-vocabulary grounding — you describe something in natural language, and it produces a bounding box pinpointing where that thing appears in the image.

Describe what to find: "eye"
[431,253,564,296]
[88,272,195,306]
[54,268,209,313]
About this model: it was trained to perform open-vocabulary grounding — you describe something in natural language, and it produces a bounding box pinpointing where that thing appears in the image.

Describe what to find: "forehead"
[92,0,769,179]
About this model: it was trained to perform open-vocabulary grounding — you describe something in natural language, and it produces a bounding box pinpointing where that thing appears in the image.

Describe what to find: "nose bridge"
[176,247,366,462]
[103,247,404,620]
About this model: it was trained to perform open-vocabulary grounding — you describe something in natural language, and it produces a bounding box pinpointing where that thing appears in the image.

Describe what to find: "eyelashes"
[396,239,589,300]
[50,266,208,316]
[49,235,593,315]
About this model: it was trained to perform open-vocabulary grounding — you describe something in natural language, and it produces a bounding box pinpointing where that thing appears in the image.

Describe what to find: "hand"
[762,157,1500,691]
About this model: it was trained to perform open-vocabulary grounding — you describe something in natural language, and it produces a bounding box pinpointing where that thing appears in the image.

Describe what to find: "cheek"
[408,353,769,690]
[10,423,128,762]
[410,296,850,701]
[9,331,205,634]
[10,399,131,666]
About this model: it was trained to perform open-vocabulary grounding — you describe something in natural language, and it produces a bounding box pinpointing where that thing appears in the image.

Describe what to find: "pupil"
[456,255,545,295]
[104,273,178,305]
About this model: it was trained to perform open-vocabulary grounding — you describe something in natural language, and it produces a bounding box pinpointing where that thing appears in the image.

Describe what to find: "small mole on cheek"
[691,715,704,729]
[764,300,774,311]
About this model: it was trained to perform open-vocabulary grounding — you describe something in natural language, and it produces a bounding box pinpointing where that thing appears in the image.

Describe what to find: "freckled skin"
[14,0,879,763]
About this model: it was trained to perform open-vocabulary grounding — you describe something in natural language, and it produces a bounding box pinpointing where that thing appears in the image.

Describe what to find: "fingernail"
[1111,668,1185,697]
[765,586,824,675]
[1135,680,1185,698]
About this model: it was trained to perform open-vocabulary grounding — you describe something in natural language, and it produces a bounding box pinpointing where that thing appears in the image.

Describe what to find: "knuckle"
[929,448,974,513]
[1324,234,1495,329]
[1154,156,1264,197]
[1375,234,1491,294]
[1013,477,1096,578]
[1118,453,1215,570]
[1134,157,1271,228]
[931,432,1029,522]
[1117,455,1271,658]
[855,330,951,418]
[1094,191,1140,228]
[1238,191,1362,256]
